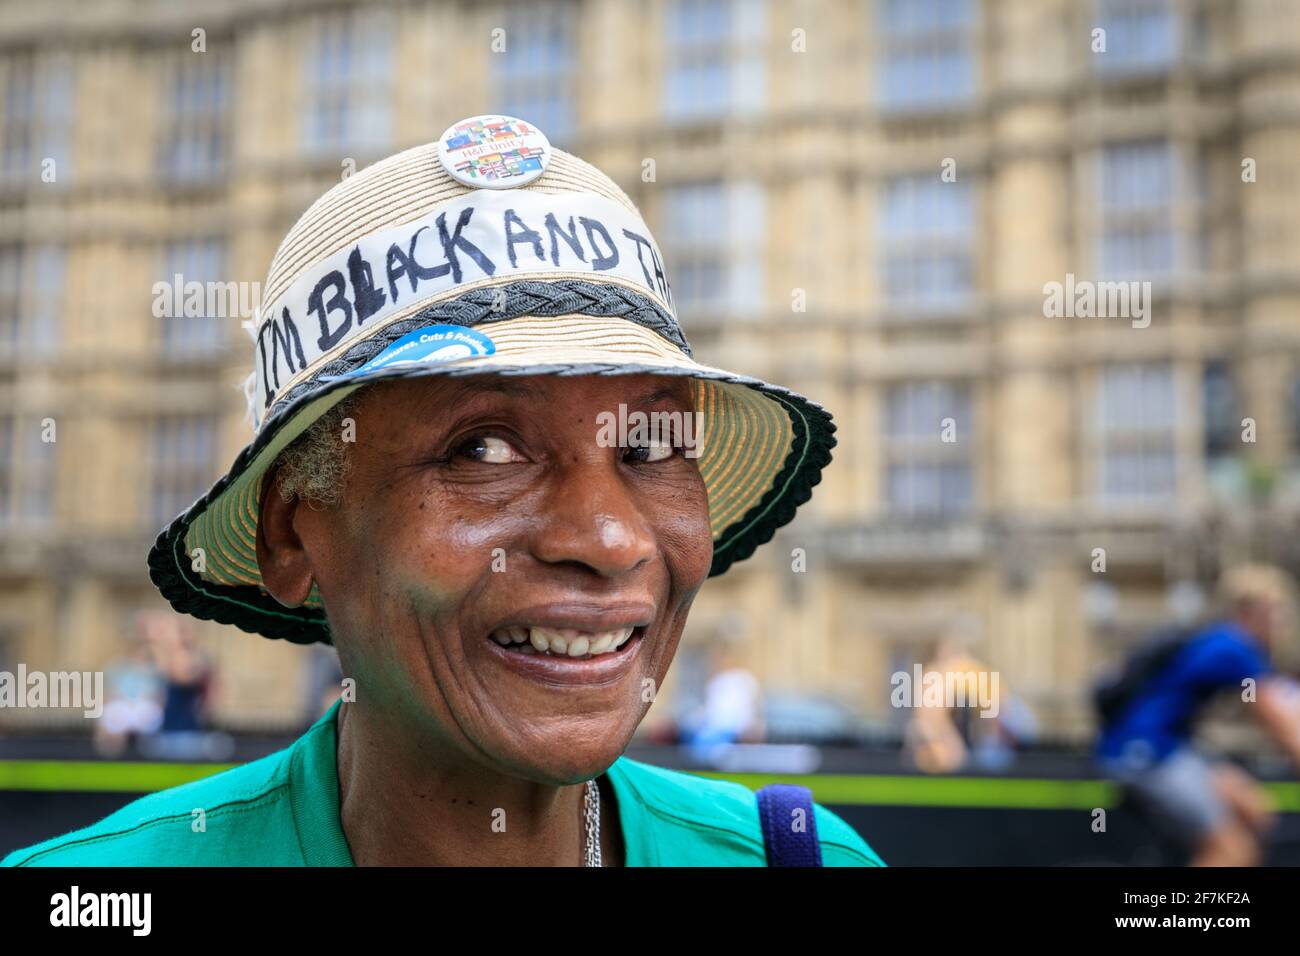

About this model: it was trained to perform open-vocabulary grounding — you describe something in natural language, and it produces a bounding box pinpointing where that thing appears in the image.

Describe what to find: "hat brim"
[147,313,835,644]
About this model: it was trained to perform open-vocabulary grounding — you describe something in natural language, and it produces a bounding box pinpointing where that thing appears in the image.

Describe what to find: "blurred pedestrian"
[93,617,165,758]
[902,636,1034,774]
[1095,564,1300,866]
[136,611,219,761]
[683,636,765,760]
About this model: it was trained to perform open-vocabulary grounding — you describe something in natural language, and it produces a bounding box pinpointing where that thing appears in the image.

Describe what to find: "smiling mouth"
[490,625,641,660]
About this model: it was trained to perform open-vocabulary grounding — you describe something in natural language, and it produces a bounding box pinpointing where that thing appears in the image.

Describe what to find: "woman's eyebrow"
[469,378,539,398]
[629,385,691,408]
[439,378,541,407]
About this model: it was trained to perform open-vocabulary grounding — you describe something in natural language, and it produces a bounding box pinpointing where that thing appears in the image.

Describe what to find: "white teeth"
[494,625,638,658]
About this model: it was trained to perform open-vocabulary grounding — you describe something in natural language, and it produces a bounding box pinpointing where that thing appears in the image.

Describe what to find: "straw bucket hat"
[147,115,836,644]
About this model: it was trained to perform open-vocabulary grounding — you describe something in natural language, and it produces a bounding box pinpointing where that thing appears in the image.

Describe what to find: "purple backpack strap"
[756,783,824,867]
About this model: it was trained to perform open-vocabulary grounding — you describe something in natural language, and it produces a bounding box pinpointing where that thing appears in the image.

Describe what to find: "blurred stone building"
[1,0,1299,740]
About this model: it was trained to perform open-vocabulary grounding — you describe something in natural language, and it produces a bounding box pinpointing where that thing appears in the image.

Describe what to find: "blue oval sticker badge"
[349,325,496,377]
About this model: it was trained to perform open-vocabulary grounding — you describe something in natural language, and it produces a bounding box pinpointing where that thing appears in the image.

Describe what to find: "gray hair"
[272,393,360,507]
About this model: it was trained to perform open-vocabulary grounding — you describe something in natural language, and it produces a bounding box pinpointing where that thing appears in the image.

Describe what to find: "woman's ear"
[256,470,316,608]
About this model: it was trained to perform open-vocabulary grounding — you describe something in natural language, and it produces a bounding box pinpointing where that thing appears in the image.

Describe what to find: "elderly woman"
[4,116,882,868]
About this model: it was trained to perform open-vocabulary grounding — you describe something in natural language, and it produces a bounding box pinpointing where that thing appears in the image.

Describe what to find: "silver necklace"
[583,779,602,867]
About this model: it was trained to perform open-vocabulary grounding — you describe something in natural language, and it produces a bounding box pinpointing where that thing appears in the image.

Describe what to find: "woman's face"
[273,373,713,784]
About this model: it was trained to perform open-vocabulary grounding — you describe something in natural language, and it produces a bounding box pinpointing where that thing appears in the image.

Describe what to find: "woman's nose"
[530,461,657,578]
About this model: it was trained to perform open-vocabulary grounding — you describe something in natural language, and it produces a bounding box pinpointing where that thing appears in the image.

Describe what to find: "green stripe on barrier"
[1261,783,1300,813]
[695,772,1117,809]
[695,772,1300,812]
[0,760,238,793]
[1,759,1298,811]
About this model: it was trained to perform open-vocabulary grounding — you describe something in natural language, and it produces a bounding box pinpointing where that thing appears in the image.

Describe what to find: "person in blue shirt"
[1097,564,1300,866]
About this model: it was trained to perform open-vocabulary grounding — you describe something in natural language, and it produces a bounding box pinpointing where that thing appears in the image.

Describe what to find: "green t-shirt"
[2,700,884,867]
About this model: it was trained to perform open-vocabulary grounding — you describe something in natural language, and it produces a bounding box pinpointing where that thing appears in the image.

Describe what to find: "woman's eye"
[626,441,675,464]
[455,435,524,464]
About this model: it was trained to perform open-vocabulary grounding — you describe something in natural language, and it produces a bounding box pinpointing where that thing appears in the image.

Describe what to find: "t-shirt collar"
[288,698,355,866]
[286,697,637,866]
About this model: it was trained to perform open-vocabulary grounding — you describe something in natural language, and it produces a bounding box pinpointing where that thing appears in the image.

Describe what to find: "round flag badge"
[437,114,552,189]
